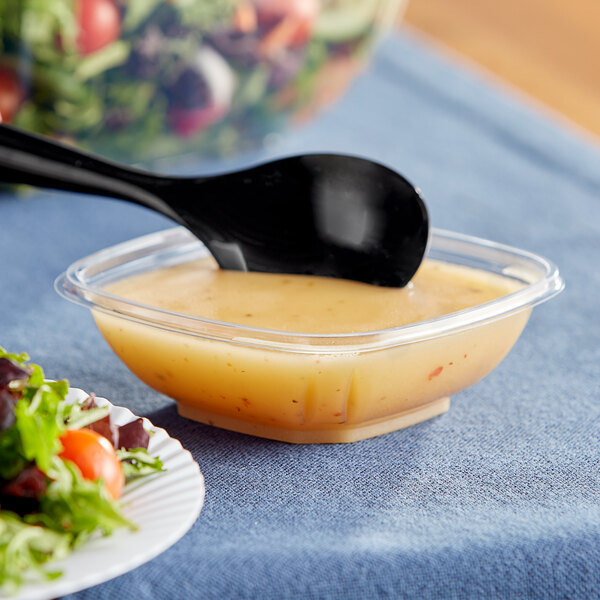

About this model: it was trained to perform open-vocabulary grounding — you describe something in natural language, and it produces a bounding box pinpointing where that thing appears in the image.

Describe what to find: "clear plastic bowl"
[55,227,564,443]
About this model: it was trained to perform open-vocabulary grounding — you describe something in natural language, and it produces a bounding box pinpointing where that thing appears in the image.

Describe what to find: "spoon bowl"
[0,124,428,286]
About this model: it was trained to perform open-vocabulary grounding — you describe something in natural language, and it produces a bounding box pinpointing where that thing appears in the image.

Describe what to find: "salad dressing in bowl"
[56,227,564,443]
[102,257,522,333]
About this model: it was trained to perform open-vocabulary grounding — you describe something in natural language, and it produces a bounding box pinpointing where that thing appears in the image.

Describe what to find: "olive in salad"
[0,0,398,163]
[0,347,164,591]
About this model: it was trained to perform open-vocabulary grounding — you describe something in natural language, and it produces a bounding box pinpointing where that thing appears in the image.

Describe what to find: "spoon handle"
[0,124,182,223]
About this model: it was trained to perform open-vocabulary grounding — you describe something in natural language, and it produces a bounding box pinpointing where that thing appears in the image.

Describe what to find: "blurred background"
[1,0,598,168]
[0,0,407,165]
[404,0,600,139]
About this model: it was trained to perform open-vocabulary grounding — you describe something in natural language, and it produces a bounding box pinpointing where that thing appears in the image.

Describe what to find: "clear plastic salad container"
[0,0,405,165]
[55,227,564,444]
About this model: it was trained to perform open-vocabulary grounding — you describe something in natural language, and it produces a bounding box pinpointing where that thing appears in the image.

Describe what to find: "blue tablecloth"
[2,28,600,599]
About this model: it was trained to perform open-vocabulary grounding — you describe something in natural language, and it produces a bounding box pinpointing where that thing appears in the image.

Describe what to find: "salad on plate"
[0,347,164,592]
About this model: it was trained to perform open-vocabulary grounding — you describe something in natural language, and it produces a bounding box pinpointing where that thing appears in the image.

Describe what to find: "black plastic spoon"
[0,124,428,287]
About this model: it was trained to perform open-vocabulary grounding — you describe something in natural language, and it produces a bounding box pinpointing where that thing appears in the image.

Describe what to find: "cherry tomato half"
[0,66,23,123]
[76,0,121,56]
[255,0,320,49]
[59,428,125,500]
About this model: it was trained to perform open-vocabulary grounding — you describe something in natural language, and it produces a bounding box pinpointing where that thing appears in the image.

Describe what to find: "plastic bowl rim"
[54,227,564,353]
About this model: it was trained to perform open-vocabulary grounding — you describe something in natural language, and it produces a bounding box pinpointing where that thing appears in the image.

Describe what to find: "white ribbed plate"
[7,388,205,600]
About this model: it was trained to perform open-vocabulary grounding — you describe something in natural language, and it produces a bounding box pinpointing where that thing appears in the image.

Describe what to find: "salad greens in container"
[0,0,405,165]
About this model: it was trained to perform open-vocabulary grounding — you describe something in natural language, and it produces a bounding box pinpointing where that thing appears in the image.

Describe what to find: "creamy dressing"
[105,258,520,333]
[95,259,528,443]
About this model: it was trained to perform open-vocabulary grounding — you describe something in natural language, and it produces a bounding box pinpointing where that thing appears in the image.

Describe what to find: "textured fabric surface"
[1,29,600,599]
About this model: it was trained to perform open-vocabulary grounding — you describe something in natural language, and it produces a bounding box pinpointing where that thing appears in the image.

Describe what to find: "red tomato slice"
[255,0,319,48]
[59,428,125,500]
[255,0,320,23]
[76,0,121,55]
[0,66,23,123]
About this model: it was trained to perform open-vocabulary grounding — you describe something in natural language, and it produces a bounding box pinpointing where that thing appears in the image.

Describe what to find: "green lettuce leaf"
[0,510,70,591]
[117,448,165,482]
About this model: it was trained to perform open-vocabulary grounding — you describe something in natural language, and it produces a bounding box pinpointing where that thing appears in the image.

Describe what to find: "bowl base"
[177,396,450,443]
